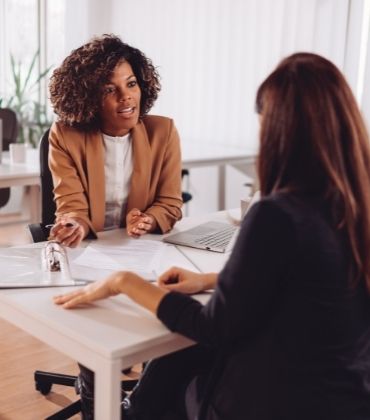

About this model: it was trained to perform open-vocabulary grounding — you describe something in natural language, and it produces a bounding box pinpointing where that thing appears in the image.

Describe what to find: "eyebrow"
[104,74,137,85]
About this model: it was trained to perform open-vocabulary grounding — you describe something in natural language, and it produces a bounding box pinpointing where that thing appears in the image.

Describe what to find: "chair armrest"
[28,223,51,243]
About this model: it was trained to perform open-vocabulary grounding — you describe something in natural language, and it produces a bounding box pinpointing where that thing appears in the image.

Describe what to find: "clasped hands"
[126,208,156,237]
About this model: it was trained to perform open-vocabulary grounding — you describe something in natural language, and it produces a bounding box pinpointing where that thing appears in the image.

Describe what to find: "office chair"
[181,168,192,204]
[28,128,56,242]
[0,108,19,208]
[30,129,138,419]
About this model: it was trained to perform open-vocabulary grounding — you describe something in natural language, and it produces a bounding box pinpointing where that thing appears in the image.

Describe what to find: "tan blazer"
[49,115,183,236]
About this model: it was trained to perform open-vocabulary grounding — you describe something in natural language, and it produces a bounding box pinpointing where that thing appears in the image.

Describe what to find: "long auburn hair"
[256,52,370,292]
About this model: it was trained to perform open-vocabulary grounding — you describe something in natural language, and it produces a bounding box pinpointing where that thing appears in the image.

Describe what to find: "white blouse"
[103,132,133,230]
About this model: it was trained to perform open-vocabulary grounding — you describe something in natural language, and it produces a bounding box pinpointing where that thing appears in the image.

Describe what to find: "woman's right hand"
[49,217,88,248]
[126,208,156,237]
[158,267,217,294]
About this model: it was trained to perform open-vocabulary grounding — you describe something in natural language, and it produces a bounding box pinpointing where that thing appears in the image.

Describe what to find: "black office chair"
[0,108,19,208]
[28,128,54,242]
[30,129,138,419]
[181,169,192,204]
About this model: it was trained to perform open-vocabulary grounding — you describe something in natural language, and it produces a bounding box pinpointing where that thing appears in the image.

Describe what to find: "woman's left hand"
[53,272,126,308]
[126,208,156,237]
[54,271,167,314]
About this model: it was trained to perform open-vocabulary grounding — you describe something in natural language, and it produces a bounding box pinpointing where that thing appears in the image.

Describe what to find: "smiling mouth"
[117,107,135,115]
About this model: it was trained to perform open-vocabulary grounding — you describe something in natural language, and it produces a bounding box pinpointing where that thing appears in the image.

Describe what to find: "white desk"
[182,142,256,210]
[0,211,233,419]
[0,141,255,222]
[0,149,40,222]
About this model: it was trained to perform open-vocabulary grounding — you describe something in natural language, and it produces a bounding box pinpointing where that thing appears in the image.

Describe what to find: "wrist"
[73,217,89,238]
[116,272,140,295]
[203,273,217,290]
[113,272,128,294]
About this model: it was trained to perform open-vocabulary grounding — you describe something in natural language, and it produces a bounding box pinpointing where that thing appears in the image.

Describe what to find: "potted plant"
[1,50,52,148]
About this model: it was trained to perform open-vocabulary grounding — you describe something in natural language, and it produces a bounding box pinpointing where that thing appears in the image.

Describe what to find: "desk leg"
[95,358,122,420]
[218,164,226,210]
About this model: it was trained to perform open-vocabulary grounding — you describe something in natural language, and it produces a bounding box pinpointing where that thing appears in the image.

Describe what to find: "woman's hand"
[54,271,126,308]
[126,208,156,237]
[49,217,88,247]
[54,271,168,314]
[158,267,217,294]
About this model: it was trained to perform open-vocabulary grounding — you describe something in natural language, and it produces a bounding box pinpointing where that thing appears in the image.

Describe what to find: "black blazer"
[158,193,370,420]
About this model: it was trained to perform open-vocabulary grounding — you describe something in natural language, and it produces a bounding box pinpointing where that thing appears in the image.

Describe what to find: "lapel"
[126,120,152,212]
[85,130,105,230]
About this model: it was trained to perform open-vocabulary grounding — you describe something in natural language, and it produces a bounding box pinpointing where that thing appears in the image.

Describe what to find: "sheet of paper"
[155,244,200,275]
[69,239,200,282]
[71,239,167,281]
[0,238,201,288]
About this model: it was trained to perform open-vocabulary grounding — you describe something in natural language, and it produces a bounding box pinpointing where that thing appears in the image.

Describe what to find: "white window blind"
[110,0,350,150]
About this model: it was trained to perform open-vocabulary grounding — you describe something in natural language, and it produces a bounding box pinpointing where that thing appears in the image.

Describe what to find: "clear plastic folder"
[0,241,86,288]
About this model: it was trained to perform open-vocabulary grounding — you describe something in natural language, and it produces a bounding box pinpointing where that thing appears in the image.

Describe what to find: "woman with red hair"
[55,53,370,419]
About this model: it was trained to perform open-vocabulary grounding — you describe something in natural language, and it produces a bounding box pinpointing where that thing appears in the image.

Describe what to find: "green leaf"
[5,50,53,146]
[29,65,53,91]
[23,50,39,92]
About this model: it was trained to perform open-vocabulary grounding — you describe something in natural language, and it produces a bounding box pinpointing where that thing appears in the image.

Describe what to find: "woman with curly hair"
[48,34,182,247]
[48,34,182,419]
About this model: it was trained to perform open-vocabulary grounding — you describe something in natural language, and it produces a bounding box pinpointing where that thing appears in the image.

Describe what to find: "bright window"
[0,0,65,110]
[0,0,38,100]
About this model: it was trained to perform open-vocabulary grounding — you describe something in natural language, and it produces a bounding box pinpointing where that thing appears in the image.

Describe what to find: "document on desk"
[0,247,86,288]
[70,238,199,282]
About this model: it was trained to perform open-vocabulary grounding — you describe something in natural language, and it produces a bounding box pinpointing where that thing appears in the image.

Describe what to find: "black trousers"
[78,344,214,420]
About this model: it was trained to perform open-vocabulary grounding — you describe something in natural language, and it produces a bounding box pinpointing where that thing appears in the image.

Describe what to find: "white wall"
[110,0,353,214]
[359,1,370,127]
[110,0,349,152]
[2,1,369,217]
[52,0,370,215]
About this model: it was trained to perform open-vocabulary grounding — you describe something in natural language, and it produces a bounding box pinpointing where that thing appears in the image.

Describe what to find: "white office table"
[0,141,255,224]
[0,148,40,222]
[182,142,256,210]
[0,211,235,419]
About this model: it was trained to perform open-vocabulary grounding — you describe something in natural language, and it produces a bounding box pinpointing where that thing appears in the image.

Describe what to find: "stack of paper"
[0,238,199,288]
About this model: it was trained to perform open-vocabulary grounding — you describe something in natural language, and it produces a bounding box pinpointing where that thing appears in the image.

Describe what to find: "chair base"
[45,400,81,420]
[35,369,138,419]
[35,370,77,395]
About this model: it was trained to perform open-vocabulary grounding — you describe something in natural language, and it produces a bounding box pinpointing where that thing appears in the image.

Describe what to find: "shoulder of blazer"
[50,121,101,150]
[139,115,174,139]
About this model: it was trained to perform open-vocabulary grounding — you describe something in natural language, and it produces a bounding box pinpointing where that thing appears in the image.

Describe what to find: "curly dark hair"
[49,34,161,130]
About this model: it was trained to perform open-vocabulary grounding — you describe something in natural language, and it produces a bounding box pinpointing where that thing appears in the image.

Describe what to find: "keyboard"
[194,225,237,249]
[163,221,239,253]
